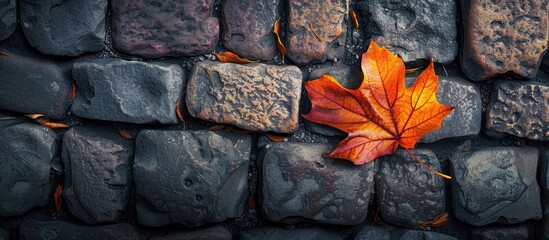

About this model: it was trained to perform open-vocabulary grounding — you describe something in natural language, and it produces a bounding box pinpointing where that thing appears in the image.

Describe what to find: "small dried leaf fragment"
[71,83,76,101]
[350,10,359,30]
[264,133,286,142]
[54,184,63,212]
[273,18,287,63]
[0,51,8,56]
[247,194,256,209]
[419,212,449,230]
[25,113,69,129]
[118,128,133,140]
[42,122,69,129]
[214,51,258,64]
[175,96,185,124]
[309,22,323,42]
[405,66,424,74]
[208,124,228,131]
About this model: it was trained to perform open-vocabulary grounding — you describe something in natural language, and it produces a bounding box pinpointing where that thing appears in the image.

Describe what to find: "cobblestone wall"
[0,0,548,239]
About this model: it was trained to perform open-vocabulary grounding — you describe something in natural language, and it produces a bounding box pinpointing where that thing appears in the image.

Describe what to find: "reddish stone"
[111,0,219,58]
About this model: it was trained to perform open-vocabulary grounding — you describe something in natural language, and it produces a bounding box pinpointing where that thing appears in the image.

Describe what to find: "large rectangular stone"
[186,61,302,133]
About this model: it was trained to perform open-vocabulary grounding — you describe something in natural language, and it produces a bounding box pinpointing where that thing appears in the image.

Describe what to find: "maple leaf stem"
[404,148,452,180]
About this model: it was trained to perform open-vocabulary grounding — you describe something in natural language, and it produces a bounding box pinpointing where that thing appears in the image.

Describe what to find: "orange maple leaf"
[303,40,454,178]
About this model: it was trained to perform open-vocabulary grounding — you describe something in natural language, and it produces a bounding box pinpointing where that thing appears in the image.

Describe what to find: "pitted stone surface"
[461,0,549,81]
[20,221,140,240]
[150,225,232,240]
[450,147,541,226]
[221,0,280,61]
[354,226,390,240]
[72,59,185,124]
[187,61,302,133]
[112,0,219,58]
[304,64,363,136]
[486,80,549,140]
[376,149,445,229]
[360,0,457,64]
[398,230,458,240]
[62,125,133,224]
[0,123,56,217]
[134,130,251,227]
[0,0,15,41]
[19,0,106,56]
[286,0,349,65]
[0,52,71,120]
[420,77,482,142]
[470,225,529,240]
[259,143,376,225]
[240,226,344,240]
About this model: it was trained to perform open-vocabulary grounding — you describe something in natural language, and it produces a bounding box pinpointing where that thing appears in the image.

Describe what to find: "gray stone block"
[354,225,390,240]
[187,61,302,133]
[486,80,549,140]
[450,147,541,226]
[134,130,251,227]
[72,59,185,124]
[19,0,106,56]
[259,142,376,225]
[240,226,344,240]
[470,225,529,240]
[221,0,280,61]
[150,225,231,240]
[19,221,140,240]
[376,149,445,229]
[0,123,56,217]
[0,0,16,41]
[62,125,133,224]
[398,230,457,240]
[360,0,457,64]
[0,52,72,120]
[111,0,219,58]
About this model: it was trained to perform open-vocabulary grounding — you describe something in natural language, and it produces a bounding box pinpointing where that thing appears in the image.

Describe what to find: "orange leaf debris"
[264,133,286,142]
[273,18,287,63]
[214,51,258,64]
[118,128,133,140]
[54,184,63,212]
[303,40,454,178]
[350,10,359,30]
[419,212,449,230]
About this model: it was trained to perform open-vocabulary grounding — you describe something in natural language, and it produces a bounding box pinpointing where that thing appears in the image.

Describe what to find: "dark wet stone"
[398,230,457,240]
[286,0,349,65]
[486,80,549,140]
[420,76,482,143]
[259,143,375,225]
[376,149,445,229]
[542,150,549,239]
[221,0,280,61]
[134,130,251,227]
[72,59,185,124]
[304,65,362,136]
[469,225,529,240]
[19,221,140,240]
[0,0,15,41]
[19,0,106,56]
[186,61,302,133]
[240,226,344,240]
[150,225,231,240]
[62,125,133,224]
[353,225,390,240]
[0,227,8,240]
[112,0,219,58]
[450,147,541,226]
[461,0,549,81]
[360,0,457,64]
[0,123,56,217]
[542,54,549,74]
[0,52,71,120]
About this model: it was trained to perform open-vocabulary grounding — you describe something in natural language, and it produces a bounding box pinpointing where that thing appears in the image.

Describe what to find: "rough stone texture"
[62,125,133,224]
[354,225,390,240]
[150,225,232,240]
[486,80,549,140]
[398,230,458,240]
[286,0,349,65]
[134,130,251,227]
[461,0,549,81]
[0,0,16,41]
[111,0,219,58]
[240,226,344,240]
[376,149,445,229]
[0,52,71,120]
[469,225,529,240]
[19,221,140,240]
[259,143,376,225]
[187,61,302,133]
[19,0,106,56]
[419,76,482,143]
[221,0,280,61]
[72,59,185,124]
[360,0,457,64]
[0,123,56,217]
[450,147,541,226]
